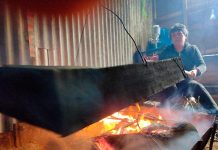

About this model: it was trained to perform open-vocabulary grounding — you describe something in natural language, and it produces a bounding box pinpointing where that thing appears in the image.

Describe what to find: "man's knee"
[187,80,205,89]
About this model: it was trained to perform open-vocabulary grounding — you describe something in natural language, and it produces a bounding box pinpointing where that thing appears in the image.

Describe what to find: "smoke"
[139,84,215,150]
[93,123,201,150]
[157,81,212,115]
[92,98,214,150]
[167,130,200,150]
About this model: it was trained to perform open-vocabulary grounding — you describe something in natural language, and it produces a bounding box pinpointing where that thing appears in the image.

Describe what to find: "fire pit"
[0,58,216,149]
[91,105,216,150]
[59,104,216,150]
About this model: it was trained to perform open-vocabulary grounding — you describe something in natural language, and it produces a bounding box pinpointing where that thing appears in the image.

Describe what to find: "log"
[93,122,200,150]
[0,58,186,135]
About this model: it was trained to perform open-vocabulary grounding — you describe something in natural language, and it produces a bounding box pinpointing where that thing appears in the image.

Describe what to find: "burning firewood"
[93,122,200,150]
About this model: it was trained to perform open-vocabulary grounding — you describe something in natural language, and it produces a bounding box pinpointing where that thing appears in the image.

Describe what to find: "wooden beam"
[0,58,186,136]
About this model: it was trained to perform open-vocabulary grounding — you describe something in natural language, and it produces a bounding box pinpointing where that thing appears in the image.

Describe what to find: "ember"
[92,104,215,150]
[99,104,174,136]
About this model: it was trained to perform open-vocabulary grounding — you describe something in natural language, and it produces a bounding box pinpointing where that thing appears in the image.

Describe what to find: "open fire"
[91,104,215,150]
[99,104,169,135]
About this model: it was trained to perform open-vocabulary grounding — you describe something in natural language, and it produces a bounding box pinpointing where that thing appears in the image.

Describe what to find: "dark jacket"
[159,42,206,76]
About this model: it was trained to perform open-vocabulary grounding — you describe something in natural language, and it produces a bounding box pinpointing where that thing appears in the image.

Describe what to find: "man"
[146,25,166,56]
[159,23,218,114]
[133,25,165,64]
[146,25,171,56]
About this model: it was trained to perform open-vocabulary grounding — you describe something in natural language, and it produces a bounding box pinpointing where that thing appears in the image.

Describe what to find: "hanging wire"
[75,4,148,65]
[75,10,90,65]
[101,4,147,65]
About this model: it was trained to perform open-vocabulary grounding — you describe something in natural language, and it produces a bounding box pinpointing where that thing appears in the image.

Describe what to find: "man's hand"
[144,54,159,62]
[184,69,198,78]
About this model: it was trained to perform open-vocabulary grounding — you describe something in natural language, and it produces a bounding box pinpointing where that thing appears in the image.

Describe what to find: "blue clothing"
[133,51,146,64]
[145,40,166,56]
[159,28,171,45]
[159,42,206,76]
[146,28,171,56]
[158,42,218,114]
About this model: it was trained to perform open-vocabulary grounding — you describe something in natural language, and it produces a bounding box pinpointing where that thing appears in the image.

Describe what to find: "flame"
[100,112,135,132]
[136,103,141,112]
[95,137,115,150]
[95,105,176,150]
[157,115,162,123]
[138,119,151,128]
[100,104,165,135]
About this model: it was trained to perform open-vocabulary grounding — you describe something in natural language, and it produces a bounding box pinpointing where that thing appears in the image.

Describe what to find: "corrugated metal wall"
[0,2,31,132]
[28,0,152,67]
[0,0,153,132]
[0,3,30,66]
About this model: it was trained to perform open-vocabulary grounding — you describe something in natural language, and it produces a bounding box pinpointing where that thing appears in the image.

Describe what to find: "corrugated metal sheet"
[0,4,30,65]
[26,0,152,67]
[0,0,152,132]
[0,2,31,132]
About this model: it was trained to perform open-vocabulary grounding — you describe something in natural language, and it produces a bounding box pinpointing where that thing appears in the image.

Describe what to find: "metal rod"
[209,122,217,150]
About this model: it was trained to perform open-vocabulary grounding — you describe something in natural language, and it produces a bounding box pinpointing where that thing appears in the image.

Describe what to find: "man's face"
[171,31,186,48]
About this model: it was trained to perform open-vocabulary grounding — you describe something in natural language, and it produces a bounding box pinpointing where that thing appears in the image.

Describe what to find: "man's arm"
[193,45,206,76]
